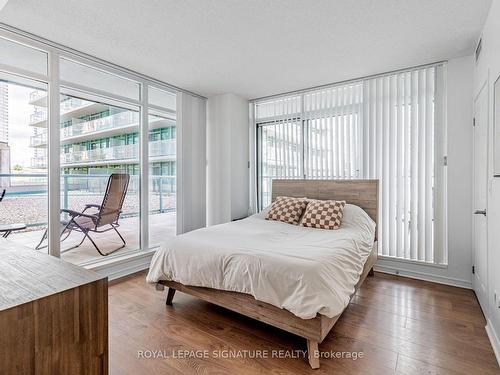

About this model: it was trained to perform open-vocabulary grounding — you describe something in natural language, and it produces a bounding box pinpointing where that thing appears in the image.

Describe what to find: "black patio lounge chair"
[35,173,130,256]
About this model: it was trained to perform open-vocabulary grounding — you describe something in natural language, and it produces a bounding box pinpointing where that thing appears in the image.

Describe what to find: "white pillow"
[252,205,272,219]
[342,203,376,234]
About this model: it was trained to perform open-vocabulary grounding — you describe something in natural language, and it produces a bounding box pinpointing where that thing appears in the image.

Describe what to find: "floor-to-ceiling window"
[0,35,49,252]
[255,65,447,265]
[0,29,178,265]
[0,74,48,250]
[58,93,141,263]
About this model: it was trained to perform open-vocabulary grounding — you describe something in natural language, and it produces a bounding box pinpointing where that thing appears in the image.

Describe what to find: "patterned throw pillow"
[265,196,308,225]
[300,200,346,230]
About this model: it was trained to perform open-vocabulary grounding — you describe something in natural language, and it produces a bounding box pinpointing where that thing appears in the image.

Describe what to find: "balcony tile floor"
[7,212,176,265]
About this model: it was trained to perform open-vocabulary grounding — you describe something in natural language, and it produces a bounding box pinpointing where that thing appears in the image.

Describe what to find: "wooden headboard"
[271,179,379,226]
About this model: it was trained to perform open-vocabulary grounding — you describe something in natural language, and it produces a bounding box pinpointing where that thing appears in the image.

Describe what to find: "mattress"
[147,204,376,319]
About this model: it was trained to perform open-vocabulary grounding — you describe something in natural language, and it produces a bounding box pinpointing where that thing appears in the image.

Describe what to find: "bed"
[147,179,378,369]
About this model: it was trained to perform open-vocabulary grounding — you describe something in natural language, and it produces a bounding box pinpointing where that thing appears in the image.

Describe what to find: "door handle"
[474,210,487,216]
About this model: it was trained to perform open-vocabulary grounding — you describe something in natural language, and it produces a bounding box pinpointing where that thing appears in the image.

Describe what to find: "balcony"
[29,97,98,127]
[60,139,176,166]
[62,111,140,139]
[29,112,174,148]
[29,90,47,106]
[31,156,47,169]
[29,110,47,124]
[28,112,140,148]
[30,133,47,147]
[0,173,176,265]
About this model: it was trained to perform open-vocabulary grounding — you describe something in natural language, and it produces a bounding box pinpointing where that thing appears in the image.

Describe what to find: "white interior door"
[473,83,488,312]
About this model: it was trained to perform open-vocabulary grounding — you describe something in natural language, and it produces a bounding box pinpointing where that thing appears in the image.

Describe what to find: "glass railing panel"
[29,90,46,103]
[61,111,140,140]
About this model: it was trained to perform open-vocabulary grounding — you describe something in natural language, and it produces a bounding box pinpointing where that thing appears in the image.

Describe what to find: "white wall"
[473,0,500,358]
[177,92,207,233]
[206,93,249,225]
[375,55,475,289]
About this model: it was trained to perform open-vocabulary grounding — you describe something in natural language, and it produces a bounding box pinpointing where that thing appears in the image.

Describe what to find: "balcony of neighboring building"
[29,90,47,106]
[60,139,176,167]
[30,133,47,148]
[29,97,108,128]
[29,112,174,147]
[31,156,47,169]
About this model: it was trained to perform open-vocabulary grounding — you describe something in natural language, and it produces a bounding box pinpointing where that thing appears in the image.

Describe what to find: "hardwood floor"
[109,272,499,374]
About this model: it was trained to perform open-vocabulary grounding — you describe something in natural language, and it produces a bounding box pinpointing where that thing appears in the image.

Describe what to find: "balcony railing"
[30,133,47,147]
[149,139,176,158]
[31,156,48,169]
[29,98,93,125]
[60,139,175,165]
[29,111,47,124]
[60,97,92,112]
[0,173,176,227]
[29,112,139,147]
[29,112,173,147]
[61,144,138,165]
[62,111,139,139]
[28,139,175,166]
[29,90,46,103]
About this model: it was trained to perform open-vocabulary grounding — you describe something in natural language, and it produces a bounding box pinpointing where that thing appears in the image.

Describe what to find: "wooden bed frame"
[157,179,379,369]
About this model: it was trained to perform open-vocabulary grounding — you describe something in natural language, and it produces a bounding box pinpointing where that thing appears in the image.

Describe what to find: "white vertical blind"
[302,84,362,179]
[362,67,436,262]
[255,64,445,264]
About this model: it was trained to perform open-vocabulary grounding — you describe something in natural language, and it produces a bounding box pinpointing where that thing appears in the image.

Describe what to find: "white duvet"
[147,204,376,319]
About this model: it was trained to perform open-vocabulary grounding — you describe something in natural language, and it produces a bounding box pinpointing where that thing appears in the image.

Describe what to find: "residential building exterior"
[28,91,177,212]
[28,91,176,171]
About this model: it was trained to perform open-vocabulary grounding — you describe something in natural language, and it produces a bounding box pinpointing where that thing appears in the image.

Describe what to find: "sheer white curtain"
[254,64,446,264]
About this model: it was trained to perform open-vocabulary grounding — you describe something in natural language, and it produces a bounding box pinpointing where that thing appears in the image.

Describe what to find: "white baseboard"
[374,264,472,289]
[486,320,500,366]
[86,250,153,281]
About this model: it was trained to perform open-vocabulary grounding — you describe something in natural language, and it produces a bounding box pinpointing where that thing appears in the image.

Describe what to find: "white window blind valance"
[255,64,447,265]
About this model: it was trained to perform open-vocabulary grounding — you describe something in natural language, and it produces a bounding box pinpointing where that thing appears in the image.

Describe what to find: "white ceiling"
[0,0,492,99]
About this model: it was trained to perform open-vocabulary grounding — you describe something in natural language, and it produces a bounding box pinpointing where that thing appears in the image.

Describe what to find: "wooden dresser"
[0,239,108,375]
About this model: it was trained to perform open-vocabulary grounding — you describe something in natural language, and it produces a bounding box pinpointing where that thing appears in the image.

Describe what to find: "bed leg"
[307,339,320,369]
[368,267,374,277]
[166,288,176,306]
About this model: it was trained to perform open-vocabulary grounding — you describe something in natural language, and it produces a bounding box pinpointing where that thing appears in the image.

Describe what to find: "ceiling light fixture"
[0,0,8,11]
